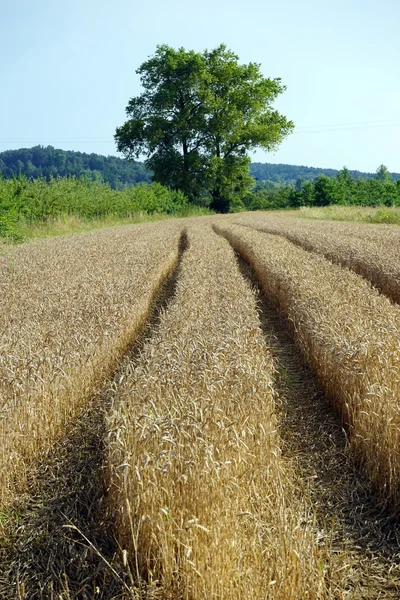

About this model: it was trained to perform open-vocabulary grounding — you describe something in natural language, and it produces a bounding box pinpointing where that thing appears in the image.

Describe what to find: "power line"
[0,138,113,141]
[0,118,399,144]
[295,118,400,130]
[293,118,400,135]
[0,139,114,144]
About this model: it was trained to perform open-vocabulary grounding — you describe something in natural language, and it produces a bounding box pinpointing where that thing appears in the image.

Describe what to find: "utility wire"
[0,139,114,144]
[293,120,400,135]
[295,118,400,130]
[0,118,399,144]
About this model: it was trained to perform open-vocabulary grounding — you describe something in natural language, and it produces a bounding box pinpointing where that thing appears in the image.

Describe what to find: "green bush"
[0,175,191,241]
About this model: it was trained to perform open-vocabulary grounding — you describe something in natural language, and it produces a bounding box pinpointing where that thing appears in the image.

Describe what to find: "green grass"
[294,205,400,224]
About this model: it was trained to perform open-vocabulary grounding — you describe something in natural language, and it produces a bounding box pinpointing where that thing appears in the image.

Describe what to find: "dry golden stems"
[215,223,400,507]
[0,221,183,509]
[108,223,334,600]
[235,213,400,304]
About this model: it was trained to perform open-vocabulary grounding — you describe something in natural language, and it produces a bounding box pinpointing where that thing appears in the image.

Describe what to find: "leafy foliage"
[115,44,293,212]
[0,175,190,241]
[3,146,399,207]
[0,146,151,189]
[246,166,400,211]
[250,162,400,186]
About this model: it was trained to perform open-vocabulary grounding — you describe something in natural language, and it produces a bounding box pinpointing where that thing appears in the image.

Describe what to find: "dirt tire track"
[0,231,188,600]
[237,256,400,600]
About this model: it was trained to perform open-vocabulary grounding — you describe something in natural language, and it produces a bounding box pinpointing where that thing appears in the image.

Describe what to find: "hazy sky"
[1,0,399,172]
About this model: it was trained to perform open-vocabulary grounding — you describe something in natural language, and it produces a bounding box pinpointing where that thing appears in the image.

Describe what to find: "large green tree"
[115,44,294,212]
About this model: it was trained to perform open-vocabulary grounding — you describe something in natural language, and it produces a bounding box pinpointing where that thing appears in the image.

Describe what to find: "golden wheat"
[215,222,400,508]
[0,221,183,510]
[107,222,338,600]
[4,213,397,596]
[235,213,400,303]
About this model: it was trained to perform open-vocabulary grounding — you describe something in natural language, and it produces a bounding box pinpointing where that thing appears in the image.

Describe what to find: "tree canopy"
[115,44,294,212]
[0,146,151,189]
[246,165,400,211]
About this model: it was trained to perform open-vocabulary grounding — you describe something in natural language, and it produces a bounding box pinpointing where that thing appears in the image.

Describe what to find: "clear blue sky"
[1,0,399,172]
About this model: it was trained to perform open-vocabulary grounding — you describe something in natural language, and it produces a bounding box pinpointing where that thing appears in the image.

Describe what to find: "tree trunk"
[210,188,230,213]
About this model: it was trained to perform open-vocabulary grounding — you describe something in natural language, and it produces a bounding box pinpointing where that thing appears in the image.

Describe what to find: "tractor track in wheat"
[2,219,400,599]
[235,218,400,306]
[237,255,400,599]
[0,232,188,600]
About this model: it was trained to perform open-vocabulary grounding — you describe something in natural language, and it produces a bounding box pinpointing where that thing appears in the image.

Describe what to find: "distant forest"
[2,146,399,189]
[0,146,151,189]
[250,162,400,185]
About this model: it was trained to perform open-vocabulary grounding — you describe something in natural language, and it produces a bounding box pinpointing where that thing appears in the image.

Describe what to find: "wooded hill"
[2,146,399,188]
[0,146,151,189]
[250,163,400,186]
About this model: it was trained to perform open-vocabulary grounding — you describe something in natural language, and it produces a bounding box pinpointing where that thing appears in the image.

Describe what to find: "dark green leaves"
[115,44,294,212]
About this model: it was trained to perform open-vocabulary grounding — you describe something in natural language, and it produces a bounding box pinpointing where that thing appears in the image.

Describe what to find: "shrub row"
[0,175,189,240]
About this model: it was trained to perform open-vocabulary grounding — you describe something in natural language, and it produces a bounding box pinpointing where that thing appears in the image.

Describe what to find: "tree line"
[246,165,400,210]
[0,175,191,241]
[3,146,398,211]
[0,146,151,189]
[250,162,400,187]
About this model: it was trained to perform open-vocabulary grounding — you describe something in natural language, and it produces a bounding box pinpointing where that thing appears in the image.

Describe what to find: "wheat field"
[106,222,335,599]
[234,212,400,303]
[1,213,400,598]
[0,221,182,509]
[215,221,400,505]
